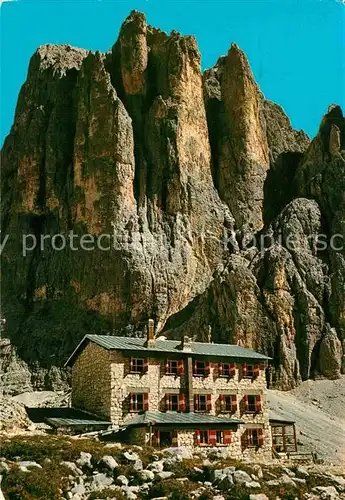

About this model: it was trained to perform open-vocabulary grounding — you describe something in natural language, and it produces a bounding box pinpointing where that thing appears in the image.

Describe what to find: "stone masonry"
[71,342,112,420]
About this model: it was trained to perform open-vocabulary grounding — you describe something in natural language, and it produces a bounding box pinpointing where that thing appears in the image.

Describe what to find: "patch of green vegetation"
[223,484,249,500]
[164,458,204,481]
[0,435,106,464]
[148,479,198,500]
[1,464,69,500]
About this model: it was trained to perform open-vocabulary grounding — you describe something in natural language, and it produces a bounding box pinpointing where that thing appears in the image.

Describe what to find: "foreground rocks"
[0,436,344,499]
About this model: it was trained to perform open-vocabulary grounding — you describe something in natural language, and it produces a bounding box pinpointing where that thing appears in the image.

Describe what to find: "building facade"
[66,321,273,459]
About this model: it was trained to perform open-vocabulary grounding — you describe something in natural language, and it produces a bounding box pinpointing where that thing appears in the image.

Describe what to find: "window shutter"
[154,430,160,447]
[178,360,184,375]
[223,430,232,445]
[230,362,236,377]
[130,393,134,412]
[253,364,260,378]
[144,358,148,372]
[208,430,216,445]
[219,394,224,412]
[243,395,249,412]
[207,394,212,412]
[231,395,237,413]
[255,395,262,413]
[130,358,134,372]
[179,393,185,412]
[166,393,170,411]
[205,362,210,376]
[144,393,149,411]
[194,394,198,411]
[243,362,248,377]
[194,430,201,445]
[218,362,223,376]
[194,359,197,375]
[165,360,169,374]
[258,428,264,446]
[259,363,265,371]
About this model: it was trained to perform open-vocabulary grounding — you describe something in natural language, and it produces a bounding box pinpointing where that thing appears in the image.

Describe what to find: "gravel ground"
[268,376,345,465]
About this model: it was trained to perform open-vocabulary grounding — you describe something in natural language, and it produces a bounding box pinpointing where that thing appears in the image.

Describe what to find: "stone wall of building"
[192,362,271,457]
[177,429,195,447]
[71,342,112,420]
[110,351,184,424]
[71,342,271,456]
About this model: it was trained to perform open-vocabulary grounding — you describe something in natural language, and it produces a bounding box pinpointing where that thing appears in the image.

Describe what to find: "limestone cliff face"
[1,10,344,390]
[204,44,270,238]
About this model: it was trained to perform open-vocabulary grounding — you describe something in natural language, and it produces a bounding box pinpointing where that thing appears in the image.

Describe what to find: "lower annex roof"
[123,411,244,427]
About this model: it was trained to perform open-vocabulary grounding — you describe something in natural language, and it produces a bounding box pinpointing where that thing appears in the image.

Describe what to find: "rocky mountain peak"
[34,44,89,74]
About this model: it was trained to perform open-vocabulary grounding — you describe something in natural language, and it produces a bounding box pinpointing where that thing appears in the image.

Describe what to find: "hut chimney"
[181,335,192,352]
[146,319,155,347]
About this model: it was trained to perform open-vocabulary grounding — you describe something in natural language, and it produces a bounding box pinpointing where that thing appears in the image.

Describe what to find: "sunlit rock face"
[1,10,344,389]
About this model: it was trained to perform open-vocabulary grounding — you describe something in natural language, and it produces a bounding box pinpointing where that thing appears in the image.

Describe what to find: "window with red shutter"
[194,430,201,445]
[206,394,212,412]
[241,428,263,448]
[242,363,255,378]
[222,395,232,412]
[130,358,146,373]
[166,360,179,375]
[246,395,256,413]
[165,393,179,411]
[219,362,236,378]
[195,394,207,412]
[208,430,217,445]
[194,360,207,376]
[130,393,145,412]
[255,395,262,413]
[223,430,232,445]
[253,364,260,378]
[205,362,211,376]
[178,359,184,375]
[144,358,148,372]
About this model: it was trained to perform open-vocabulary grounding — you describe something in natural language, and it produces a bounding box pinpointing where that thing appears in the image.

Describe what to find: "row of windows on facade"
[130,358,262,378]
[153,429,264,447]
[128,393,263,413]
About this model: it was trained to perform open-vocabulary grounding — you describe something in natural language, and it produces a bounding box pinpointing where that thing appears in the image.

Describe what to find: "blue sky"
[1,0,344,145]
